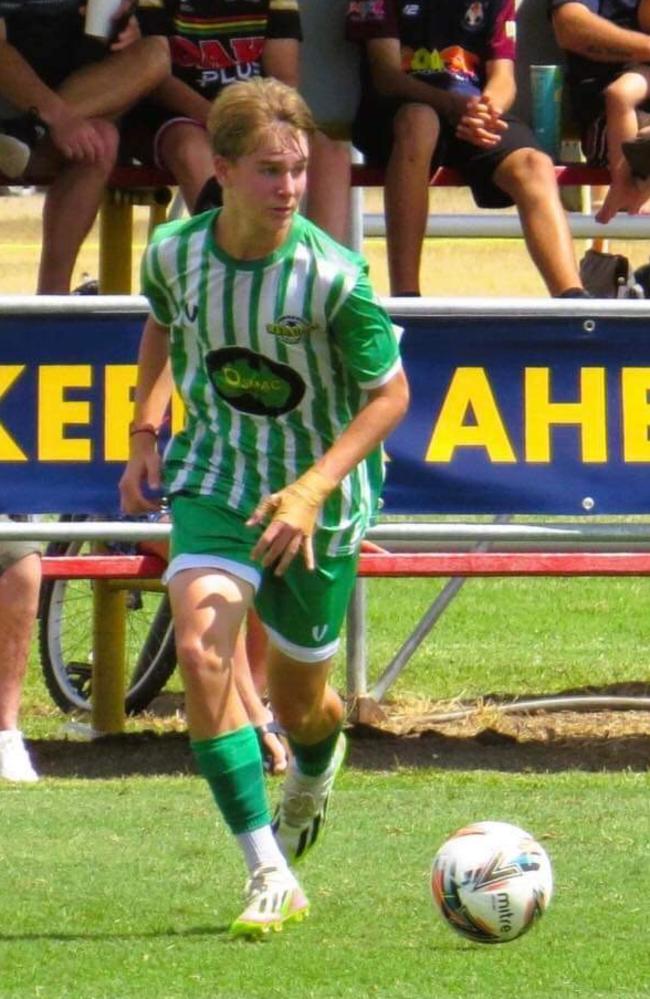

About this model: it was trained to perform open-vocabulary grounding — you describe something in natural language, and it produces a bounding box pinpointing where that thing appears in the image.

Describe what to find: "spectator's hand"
[247,467,335,575]
[456,94,507,148]
[111,1,141,50]
[119,436,163,515]
[49,110,108,163]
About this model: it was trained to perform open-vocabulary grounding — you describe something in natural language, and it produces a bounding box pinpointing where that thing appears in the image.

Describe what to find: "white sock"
[236,824,295,878]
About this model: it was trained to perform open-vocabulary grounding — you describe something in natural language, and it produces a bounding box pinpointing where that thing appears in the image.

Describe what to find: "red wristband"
[129,422,159,439]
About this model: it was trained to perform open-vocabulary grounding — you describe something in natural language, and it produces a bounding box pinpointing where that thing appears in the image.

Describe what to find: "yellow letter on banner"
[524,367,607,462]
[425,367,516,462]
[621,368,650,461]
[39,365,92,461]
[104,364,137,461]
[0,365,28,461]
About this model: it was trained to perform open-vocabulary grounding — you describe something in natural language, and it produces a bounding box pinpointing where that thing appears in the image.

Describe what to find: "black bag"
[579,248,630,298]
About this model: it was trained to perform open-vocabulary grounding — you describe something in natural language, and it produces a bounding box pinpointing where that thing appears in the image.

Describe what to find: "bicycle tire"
[38,517,177,715]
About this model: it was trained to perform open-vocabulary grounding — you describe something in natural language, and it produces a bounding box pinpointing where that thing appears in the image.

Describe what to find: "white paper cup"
[84,0,123,39]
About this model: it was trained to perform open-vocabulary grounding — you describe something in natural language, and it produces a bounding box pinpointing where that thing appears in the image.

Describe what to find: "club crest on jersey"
[205,346,306,416]
[266,315,318,346]
[463,1,485,29]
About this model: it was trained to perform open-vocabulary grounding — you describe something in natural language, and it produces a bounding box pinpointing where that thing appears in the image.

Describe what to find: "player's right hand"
[119,442,163,515]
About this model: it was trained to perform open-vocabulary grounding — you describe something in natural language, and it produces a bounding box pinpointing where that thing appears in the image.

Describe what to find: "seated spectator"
[121,0,301,215]
[551,0,650,223]
[122,0,349,239]
[345,0,588,298]
[0,526,41,782]
[0,0,170,292]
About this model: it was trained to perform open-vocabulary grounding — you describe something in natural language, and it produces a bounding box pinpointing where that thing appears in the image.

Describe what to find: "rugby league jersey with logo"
[137,0,301,97]
[141,211,402,557]
[346,0,516,94]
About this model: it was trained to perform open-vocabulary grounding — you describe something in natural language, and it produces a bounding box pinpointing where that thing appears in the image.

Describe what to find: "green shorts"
[166,494,359,662]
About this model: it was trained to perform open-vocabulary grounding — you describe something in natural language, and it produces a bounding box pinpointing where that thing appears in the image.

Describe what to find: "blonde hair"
[207,77,316,160]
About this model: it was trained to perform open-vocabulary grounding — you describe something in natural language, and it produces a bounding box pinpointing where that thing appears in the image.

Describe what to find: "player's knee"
[271,696,316,736]
[175,637,230,684]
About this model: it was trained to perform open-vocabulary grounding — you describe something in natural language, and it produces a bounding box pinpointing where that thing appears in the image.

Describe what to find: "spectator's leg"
[305,131,351,243]
[494,147,583,296]
[596,73,650,223]
[384,104,440,295]
[0,553,41,731]
[36,119,119,293]
[57,36,170,119]
[157,121,216,213]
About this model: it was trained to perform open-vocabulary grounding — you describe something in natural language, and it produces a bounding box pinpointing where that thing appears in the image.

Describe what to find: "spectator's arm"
[552,1,650,61]
[0,21,69,123]
[365,37,470,122]
[638,0,650,33]
[483,59,516,113]
[262,37,300,87]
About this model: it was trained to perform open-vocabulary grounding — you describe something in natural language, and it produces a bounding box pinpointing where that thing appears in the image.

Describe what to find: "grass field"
[2,568,649,998]
[2,769,649,999]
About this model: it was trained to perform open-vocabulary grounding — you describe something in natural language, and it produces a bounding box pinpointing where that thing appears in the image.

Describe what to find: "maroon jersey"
[346,0,516,95]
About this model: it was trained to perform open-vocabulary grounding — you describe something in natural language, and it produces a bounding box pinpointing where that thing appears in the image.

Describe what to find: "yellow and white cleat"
[229,865,309,940]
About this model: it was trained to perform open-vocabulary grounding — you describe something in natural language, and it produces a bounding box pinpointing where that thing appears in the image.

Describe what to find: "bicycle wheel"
[39,528,177,715]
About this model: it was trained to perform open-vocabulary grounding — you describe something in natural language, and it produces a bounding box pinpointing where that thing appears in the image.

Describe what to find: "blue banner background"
[2,307,650,515]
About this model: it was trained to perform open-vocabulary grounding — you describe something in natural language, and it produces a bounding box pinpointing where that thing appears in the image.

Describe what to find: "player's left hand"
[247,467,335,575]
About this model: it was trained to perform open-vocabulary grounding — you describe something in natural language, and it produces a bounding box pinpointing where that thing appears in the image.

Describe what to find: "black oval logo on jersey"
[205,347,306,416]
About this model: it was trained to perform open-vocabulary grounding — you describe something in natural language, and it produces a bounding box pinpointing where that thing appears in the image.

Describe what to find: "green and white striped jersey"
[141,210,401,556]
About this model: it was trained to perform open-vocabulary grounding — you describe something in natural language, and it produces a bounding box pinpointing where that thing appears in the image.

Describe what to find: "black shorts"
[352,93,543,209]
[568,72,650,166]
[5,8,107,92]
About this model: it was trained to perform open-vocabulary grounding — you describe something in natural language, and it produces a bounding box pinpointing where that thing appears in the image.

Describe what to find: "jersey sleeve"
[140,241,174,327]
[488,0,516,60]
[266,0,302,40]
[330,266,402,388]
[345,0,399,43]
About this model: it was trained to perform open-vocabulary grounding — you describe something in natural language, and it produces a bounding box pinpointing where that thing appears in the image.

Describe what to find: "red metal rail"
[41,551,650,580]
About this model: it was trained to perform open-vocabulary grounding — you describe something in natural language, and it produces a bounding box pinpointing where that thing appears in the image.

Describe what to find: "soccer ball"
[431,820,553,944]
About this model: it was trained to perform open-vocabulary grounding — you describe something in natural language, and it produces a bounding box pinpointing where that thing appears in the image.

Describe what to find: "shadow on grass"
[26,698,650,780]
[0,925,230,943]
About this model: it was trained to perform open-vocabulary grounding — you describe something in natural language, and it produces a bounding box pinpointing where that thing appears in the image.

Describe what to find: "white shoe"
[0,730,39,782]
[272,732,346,864]
[0,134,31,180]
[229,865,309,939]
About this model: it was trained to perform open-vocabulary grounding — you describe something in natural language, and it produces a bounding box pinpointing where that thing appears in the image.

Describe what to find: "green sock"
[289,727,341,777]
[191,725,270,834]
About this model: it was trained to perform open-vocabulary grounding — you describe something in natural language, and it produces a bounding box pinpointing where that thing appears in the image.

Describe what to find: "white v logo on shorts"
[311,625,327,642]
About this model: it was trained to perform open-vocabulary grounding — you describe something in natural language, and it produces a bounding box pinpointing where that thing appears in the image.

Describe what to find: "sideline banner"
[2,303,650,514]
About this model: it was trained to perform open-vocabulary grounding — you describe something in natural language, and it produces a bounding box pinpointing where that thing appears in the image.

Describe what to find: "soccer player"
[119,76,409,938]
